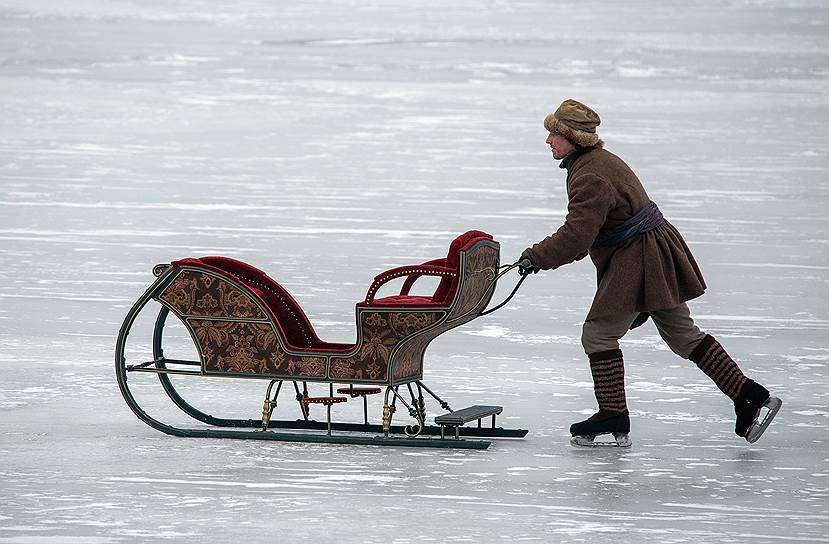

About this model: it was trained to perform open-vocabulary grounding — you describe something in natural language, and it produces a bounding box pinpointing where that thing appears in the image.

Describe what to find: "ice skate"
[570,432,632,448]
[743,396,782,444]
[746,397,783,444]
[569,410,631,448]
[734,379,782,444]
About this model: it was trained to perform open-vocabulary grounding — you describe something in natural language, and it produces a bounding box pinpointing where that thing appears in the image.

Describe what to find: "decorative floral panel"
[448,244,499,320]
[190,319,325,378]
[329,311,442,382]
[158,270,265,319]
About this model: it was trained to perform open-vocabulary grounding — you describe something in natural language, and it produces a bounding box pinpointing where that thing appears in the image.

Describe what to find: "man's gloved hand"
[518,252,541,276]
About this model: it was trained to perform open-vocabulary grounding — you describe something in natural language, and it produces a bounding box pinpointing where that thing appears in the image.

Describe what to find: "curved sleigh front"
[153,231,499,386]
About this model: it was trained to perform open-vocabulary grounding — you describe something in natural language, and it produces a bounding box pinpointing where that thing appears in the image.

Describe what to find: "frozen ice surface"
[1,1,828,542]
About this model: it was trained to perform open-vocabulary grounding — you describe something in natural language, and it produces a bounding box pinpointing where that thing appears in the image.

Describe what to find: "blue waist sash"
[592,201,664,248]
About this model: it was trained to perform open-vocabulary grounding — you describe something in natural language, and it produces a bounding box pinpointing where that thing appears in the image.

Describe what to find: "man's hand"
[518,253,540,275]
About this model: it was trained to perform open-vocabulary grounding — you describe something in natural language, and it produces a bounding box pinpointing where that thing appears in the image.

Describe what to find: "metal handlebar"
[477,260,534,317]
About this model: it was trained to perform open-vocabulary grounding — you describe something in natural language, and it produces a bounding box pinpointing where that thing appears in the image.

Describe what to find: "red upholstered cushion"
[431,230,493,304]
[171,256,354,353]
[446,230,491,268]
[198,256,319,349]
[359,295,437,307]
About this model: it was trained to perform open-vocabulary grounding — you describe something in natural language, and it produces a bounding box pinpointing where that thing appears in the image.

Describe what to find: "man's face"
[546,132,574,160]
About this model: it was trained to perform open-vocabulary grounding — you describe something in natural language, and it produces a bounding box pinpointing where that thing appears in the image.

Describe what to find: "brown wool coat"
[523,148,706,320]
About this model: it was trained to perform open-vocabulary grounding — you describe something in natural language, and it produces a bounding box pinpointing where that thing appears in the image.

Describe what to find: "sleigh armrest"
[364,264,456,304]
[399,258,448,296]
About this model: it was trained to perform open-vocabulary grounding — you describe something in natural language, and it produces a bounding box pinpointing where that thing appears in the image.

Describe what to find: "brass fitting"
[382,403,395,435]
[261,399,271,430]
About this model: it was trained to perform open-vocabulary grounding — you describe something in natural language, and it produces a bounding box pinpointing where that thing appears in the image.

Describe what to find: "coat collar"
[560,148,605,192]
[559,148,586,170]
[560,147,603,173]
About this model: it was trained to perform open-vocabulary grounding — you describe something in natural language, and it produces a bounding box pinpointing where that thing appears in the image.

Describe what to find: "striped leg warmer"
[688,335,748,400]
[589,349,628,413]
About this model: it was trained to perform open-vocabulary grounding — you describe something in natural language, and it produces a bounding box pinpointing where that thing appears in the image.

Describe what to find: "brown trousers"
[582,303,707,358]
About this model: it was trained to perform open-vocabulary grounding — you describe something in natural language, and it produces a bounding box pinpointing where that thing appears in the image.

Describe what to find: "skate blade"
[570,432,632,448]
[747,396,782,444]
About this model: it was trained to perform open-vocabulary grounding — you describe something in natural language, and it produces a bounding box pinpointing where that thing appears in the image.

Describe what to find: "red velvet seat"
[361,230,494,307]
[368,295,433,306]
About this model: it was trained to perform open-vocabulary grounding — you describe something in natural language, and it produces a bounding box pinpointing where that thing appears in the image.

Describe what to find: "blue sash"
[592,201,664,248]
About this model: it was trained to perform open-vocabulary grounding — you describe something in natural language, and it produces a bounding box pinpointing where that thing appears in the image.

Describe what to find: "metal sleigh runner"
[115,230,530,449]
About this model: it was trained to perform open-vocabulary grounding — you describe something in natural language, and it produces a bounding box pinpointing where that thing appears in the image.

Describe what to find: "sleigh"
[115,230,528,449]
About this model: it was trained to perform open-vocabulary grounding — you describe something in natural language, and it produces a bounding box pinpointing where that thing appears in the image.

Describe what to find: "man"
[520,99,781,447]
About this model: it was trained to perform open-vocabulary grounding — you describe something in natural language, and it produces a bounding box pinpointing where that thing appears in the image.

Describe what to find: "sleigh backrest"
[445,238,500,320]
[431,230,493,304]
[165,257,321,350]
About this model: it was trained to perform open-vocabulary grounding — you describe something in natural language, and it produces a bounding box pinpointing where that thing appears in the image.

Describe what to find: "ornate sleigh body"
[116,230,528,449]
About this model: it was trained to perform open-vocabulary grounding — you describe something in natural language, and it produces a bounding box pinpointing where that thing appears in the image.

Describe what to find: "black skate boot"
[734,379,782,444]
[570,410,631,448]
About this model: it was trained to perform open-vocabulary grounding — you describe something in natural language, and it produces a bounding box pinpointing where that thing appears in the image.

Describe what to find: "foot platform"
[434,405,503,439]
[337,386,383,396]
[302,396,347,435]
[337,386,383,425]
[302,396,348,406]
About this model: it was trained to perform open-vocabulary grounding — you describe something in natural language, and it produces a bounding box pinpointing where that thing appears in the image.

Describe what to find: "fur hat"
[544,99,602,147]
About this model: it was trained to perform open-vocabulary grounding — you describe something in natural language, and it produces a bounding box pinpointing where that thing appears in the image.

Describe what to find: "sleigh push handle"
[475,259,533,318]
